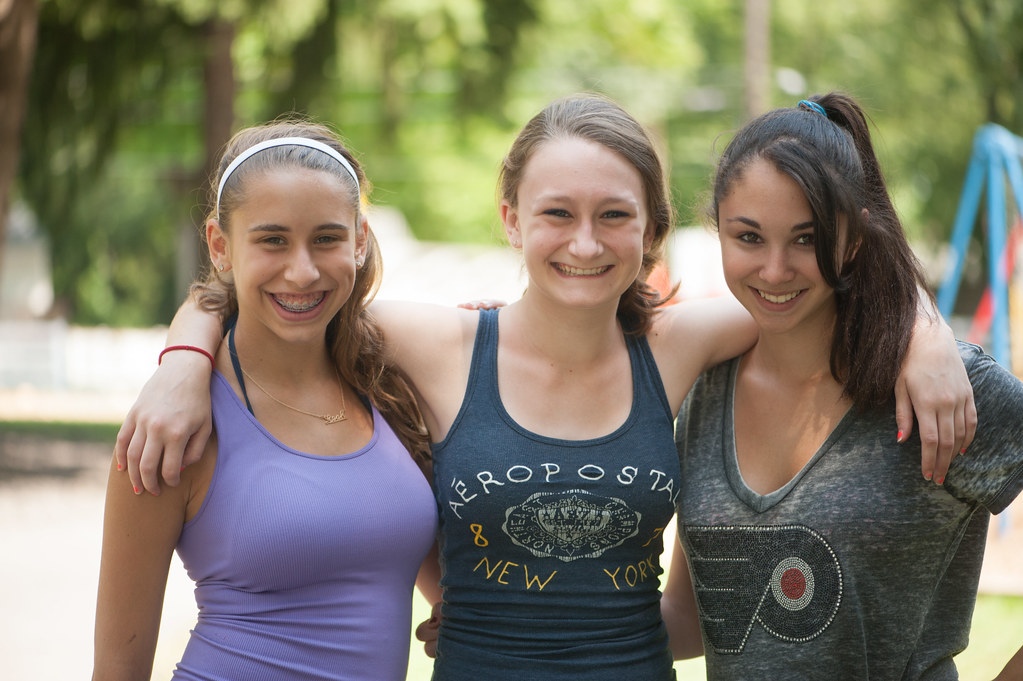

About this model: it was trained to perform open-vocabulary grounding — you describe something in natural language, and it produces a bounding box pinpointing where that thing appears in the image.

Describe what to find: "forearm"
[416,540,443,605]
[660,526,704,660]
[994,644,1023,681]
[94,460,179,679]
[164,295,227,356]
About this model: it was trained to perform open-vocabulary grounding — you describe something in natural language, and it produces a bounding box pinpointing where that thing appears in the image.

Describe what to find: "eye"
[738,231,762,244]
[542,208,572,219]
[315,233,345,245]
[259,235,286,246]
[795,233,815,246]
[601,209,631,220]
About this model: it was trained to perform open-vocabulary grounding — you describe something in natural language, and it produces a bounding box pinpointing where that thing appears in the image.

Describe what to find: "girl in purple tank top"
[93,122,437,681]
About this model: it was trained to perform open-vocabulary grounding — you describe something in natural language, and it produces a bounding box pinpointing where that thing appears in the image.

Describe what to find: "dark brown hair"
[498,94,676,335]
[193,118,430,461]
[710,93,929,409]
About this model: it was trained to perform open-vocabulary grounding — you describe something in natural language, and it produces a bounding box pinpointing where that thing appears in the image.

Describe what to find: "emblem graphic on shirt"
[503,489,641,562]
[684,524,843,654]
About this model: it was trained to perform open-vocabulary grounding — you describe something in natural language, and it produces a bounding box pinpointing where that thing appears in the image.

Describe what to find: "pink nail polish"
[133,486,140,494]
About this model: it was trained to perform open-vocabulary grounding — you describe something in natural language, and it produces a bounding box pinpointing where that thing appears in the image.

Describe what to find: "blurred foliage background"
[2,0,1022,326]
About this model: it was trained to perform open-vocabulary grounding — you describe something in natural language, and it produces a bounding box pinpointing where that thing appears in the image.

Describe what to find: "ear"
[847,207,868,260]
[643,219,656,253]
[206,218,231,271]
[501,200,522,249]
[356,214,370,262]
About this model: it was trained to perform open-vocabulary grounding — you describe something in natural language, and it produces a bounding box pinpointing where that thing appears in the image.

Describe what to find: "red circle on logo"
[780,568,806,600]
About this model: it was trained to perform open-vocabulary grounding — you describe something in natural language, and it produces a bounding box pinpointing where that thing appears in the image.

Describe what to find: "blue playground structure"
[936,124,1023,370]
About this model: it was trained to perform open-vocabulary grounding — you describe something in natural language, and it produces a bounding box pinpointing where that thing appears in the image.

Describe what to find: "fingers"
[414,602,441,659]
[916,411,938,484]
[180,422,212,470]
[123,424,150,496]
[456,299,507,311]
[962,394,978,453]
[138,434,166,496]
[893,378,913,445]
[113,417,136,475]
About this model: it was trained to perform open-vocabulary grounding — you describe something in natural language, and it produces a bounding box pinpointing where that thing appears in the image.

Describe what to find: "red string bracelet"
[159,345,215,370]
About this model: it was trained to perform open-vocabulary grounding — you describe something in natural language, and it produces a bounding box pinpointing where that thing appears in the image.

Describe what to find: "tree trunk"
[743,0,770,121]
[0,0,39,303]
[176,19,235,300]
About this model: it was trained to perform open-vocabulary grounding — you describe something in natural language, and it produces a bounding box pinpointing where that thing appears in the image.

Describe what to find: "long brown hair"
[710,93,928,409]
[193,118,430,461]
[498,94,677,335]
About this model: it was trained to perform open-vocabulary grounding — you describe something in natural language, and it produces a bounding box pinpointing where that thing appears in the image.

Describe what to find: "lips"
[270,292,325,312]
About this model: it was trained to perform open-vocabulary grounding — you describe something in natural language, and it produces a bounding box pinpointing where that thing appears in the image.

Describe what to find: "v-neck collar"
[722,357,855,513]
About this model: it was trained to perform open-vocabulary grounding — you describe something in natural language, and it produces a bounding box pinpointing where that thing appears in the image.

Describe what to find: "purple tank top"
[172,371,437,681]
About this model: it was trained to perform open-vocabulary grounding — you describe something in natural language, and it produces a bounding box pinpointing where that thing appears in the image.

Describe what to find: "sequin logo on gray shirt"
[685,524,843,654]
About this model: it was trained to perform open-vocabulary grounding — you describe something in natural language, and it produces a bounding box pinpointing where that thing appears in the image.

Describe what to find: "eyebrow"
[725,216,814,232]
[247,222,351,234]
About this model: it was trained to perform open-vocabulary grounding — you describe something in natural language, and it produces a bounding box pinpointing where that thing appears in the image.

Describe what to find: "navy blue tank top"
[432,308,678,680]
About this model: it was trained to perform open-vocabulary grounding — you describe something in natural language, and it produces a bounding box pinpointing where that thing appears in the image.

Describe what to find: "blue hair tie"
[798,99,827,117]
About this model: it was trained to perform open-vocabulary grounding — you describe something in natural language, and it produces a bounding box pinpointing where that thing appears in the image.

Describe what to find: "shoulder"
[949,341,1023,513]
[960,341,1023,406]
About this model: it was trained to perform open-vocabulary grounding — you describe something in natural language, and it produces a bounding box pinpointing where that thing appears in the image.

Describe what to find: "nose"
[567,219,603,260]
[759,245,794,284]
[285,247,320,288]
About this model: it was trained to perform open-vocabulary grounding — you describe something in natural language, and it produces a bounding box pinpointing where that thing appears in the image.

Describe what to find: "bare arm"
[115,297,223,494]
[653,294,976,485]
[994,645,1023,681]
[92,455,188,680]
[896,300,977,484]
[414,539,443,659]
[648,296,759,413]
[660,523,704,660]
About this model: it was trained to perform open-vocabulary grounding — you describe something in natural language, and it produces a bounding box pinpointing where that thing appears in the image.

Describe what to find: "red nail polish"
[960,448,966,455]
[924,472,932,480]
[936,476,944,485]
[133,486,140,494]
[117,464,122,471]
[897,430,904,442]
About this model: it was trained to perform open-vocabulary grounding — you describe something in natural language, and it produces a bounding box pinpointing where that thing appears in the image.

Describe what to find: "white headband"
[215,137,360,219]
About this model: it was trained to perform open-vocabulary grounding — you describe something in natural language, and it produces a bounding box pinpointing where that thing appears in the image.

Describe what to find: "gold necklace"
[239,365,348,425]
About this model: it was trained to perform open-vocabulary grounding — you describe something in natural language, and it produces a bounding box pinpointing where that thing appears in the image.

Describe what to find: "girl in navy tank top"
[111,96,974,680]
[94,122,437,681]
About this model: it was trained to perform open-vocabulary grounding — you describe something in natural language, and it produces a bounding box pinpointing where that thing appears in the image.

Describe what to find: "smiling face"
[208,166,366,349]
[718,157,842,339]
[501,136,652,314]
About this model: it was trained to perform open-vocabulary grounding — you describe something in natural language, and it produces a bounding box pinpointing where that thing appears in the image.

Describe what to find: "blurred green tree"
[8,0,1023,325]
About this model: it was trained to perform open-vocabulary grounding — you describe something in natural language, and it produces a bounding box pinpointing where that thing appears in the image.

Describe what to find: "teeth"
[556,264,609,276]
[272,293,324,312]
[757,289,800,304]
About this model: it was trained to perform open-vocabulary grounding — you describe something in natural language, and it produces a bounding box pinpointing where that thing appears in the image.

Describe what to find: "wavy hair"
[192,118,430,461]
[710,93,929,409]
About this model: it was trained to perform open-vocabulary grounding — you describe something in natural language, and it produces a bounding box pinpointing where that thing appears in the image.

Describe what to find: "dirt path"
[0,430,194,680]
